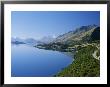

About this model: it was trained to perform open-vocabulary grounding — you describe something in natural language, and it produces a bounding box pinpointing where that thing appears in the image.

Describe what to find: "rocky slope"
[36,25,100,51]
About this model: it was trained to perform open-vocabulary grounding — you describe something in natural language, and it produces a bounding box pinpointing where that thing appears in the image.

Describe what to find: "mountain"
[11,37,39,46]
[11,37,50,46]
[24,38,38,45]
[11,41,25,44]
[54,25,100,77]
[52,24,99,44]
[11,37,25,45]
[38,36,56,44]
[90,27,100,41]
[11,37,24,42]
[36,24,100,51]
[35,24,100,77]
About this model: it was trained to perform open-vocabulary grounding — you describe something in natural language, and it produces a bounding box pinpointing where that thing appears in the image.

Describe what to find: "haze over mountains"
[11,24,100,76]
[11,36,56,46]
[35,24,100,52]
[52,24,99,44]
[12,24,100,46]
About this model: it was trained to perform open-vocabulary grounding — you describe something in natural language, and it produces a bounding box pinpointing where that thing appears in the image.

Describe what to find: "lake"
[11,44,73,77]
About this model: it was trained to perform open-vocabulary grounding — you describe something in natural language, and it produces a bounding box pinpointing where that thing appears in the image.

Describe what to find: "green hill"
[35,25,100,77]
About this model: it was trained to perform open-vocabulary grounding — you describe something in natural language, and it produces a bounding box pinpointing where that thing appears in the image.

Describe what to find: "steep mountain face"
[36,25,100,52]
[90,27,100,41]
[35,25,100,77]
[52,25,99,44]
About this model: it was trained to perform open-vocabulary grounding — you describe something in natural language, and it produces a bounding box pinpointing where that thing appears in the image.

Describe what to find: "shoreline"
[35,44,100,77]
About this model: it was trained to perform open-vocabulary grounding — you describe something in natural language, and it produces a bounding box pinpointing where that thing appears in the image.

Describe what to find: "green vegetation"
[36,42,71,52]
[96,49,100,57]
[35,25,100,77]
[37,41,100,77]
[56,45,100,77]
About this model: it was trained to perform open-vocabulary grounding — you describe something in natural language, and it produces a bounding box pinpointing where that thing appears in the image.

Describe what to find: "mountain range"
[52,24,99,44]
[11,36,55,46]
[12,24,100,47]
[36,24,100,51]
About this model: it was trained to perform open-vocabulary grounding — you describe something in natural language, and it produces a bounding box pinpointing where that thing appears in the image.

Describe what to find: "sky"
[11,11,100,40]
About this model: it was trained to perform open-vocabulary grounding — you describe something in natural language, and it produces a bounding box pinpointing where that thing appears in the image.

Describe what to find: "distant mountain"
[11,37,38,46]
[24,38,38,45]
[52,24,99,44]
[38,36,56,44]
[11,37,25,45]
[12,25,100,48]
[11,37,24,42]
[36,24,100,51]
[11,37,52,46]
[11,41,25,44]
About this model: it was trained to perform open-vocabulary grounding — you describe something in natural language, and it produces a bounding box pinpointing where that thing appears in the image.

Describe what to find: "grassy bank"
[56,45,100,77]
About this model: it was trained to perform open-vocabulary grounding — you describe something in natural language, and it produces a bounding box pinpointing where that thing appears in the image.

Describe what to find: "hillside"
[35,24,100,77]
[56,45,100,77]
[36,25,100,51]
[52,25,99,44]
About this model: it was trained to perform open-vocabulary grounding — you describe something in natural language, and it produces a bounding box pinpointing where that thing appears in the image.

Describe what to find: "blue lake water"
[11,44,73,77]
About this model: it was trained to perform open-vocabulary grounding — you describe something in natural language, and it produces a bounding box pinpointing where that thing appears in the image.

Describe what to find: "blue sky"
[11,11,100,40]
